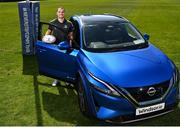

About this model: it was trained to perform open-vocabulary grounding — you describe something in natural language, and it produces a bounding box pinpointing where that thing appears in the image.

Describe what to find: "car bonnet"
[81,44,173,88]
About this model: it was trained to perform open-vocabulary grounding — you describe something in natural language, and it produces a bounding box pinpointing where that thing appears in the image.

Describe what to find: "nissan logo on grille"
[147,87,156,96]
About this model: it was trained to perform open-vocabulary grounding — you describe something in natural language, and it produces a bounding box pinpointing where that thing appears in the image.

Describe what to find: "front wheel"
[77,77,93,118]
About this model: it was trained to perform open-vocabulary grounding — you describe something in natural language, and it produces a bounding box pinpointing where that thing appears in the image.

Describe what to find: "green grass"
[0,0,180,125]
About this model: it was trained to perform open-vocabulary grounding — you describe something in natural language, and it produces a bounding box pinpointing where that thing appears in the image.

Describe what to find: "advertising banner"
[32,2,40,50]
[18,1,40,55]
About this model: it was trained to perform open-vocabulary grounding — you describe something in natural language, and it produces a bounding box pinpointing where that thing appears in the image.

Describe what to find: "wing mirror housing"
[143,33,150,41]
[58,41,70,50]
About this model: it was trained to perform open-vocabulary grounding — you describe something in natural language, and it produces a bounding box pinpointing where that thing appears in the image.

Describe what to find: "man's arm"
[68,32,73,43]
[67,31,73,47]
[68,22,74,47]
[45,23,54,35]
[45,29,52,35]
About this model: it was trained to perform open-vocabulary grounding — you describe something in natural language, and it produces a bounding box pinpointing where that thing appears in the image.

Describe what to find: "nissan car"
[36,14,179,124]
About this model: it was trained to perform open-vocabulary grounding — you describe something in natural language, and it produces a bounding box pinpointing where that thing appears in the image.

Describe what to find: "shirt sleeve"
[48,24,53,30]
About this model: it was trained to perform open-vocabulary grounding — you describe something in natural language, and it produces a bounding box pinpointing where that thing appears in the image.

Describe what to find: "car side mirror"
[143,33,150,41]
[58,41,70,50]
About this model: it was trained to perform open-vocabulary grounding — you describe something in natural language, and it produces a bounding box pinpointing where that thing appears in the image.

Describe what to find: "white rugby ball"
[42,35,56,43]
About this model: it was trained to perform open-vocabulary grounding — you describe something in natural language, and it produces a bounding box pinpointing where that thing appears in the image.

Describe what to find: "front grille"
[106,102,178,124]
[119,80,170,103]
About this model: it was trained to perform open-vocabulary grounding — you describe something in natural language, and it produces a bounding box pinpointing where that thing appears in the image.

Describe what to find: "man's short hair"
[57,7,65,12]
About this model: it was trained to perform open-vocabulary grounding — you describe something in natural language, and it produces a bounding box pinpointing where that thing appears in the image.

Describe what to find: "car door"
[36,41,78,82]
[36,22,79,82]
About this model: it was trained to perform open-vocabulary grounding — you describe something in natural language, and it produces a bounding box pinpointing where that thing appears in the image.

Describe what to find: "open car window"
[38,22,80,49]
[38,22,66,43]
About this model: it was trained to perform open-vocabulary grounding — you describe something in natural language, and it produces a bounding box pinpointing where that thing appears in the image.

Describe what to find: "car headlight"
[173,67,179,87]
[169,60,179,87]
[174,67,180,100]
[88,71,121,97]
[170,66,180,100]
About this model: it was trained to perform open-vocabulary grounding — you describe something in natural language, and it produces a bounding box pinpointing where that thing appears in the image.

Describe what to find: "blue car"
[36,14,179,124]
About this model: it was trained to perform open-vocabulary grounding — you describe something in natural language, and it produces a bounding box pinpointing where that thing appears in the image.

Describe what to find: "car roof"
[75,14,129,24]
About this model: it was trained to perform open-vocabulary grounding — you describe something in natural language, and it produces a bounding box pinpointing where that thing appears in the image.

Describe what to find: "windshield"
[83,22,147,51]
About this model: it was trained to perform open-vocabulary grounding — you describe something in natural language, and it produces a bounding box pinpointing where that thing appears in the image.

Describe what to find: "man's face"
[57,8,65,19]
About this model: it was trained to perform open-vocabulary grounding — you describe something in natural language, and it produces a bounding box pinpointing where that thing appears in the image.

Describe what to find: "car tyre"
[77,77,93,118]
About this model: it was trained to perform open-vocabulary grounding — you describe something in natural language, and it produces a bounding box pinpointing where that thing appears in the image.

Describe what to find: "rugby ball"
[42,35,56,43]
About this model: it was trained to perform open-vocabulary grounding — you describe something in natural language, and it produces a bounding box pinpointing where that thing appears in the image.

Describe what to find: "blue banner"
[32,1,40,54]
[18,1,40,55]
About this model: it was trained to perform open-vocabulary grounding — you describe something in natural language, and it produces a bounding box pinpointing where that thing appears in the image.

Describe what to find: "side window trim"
[70,18,81,48]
